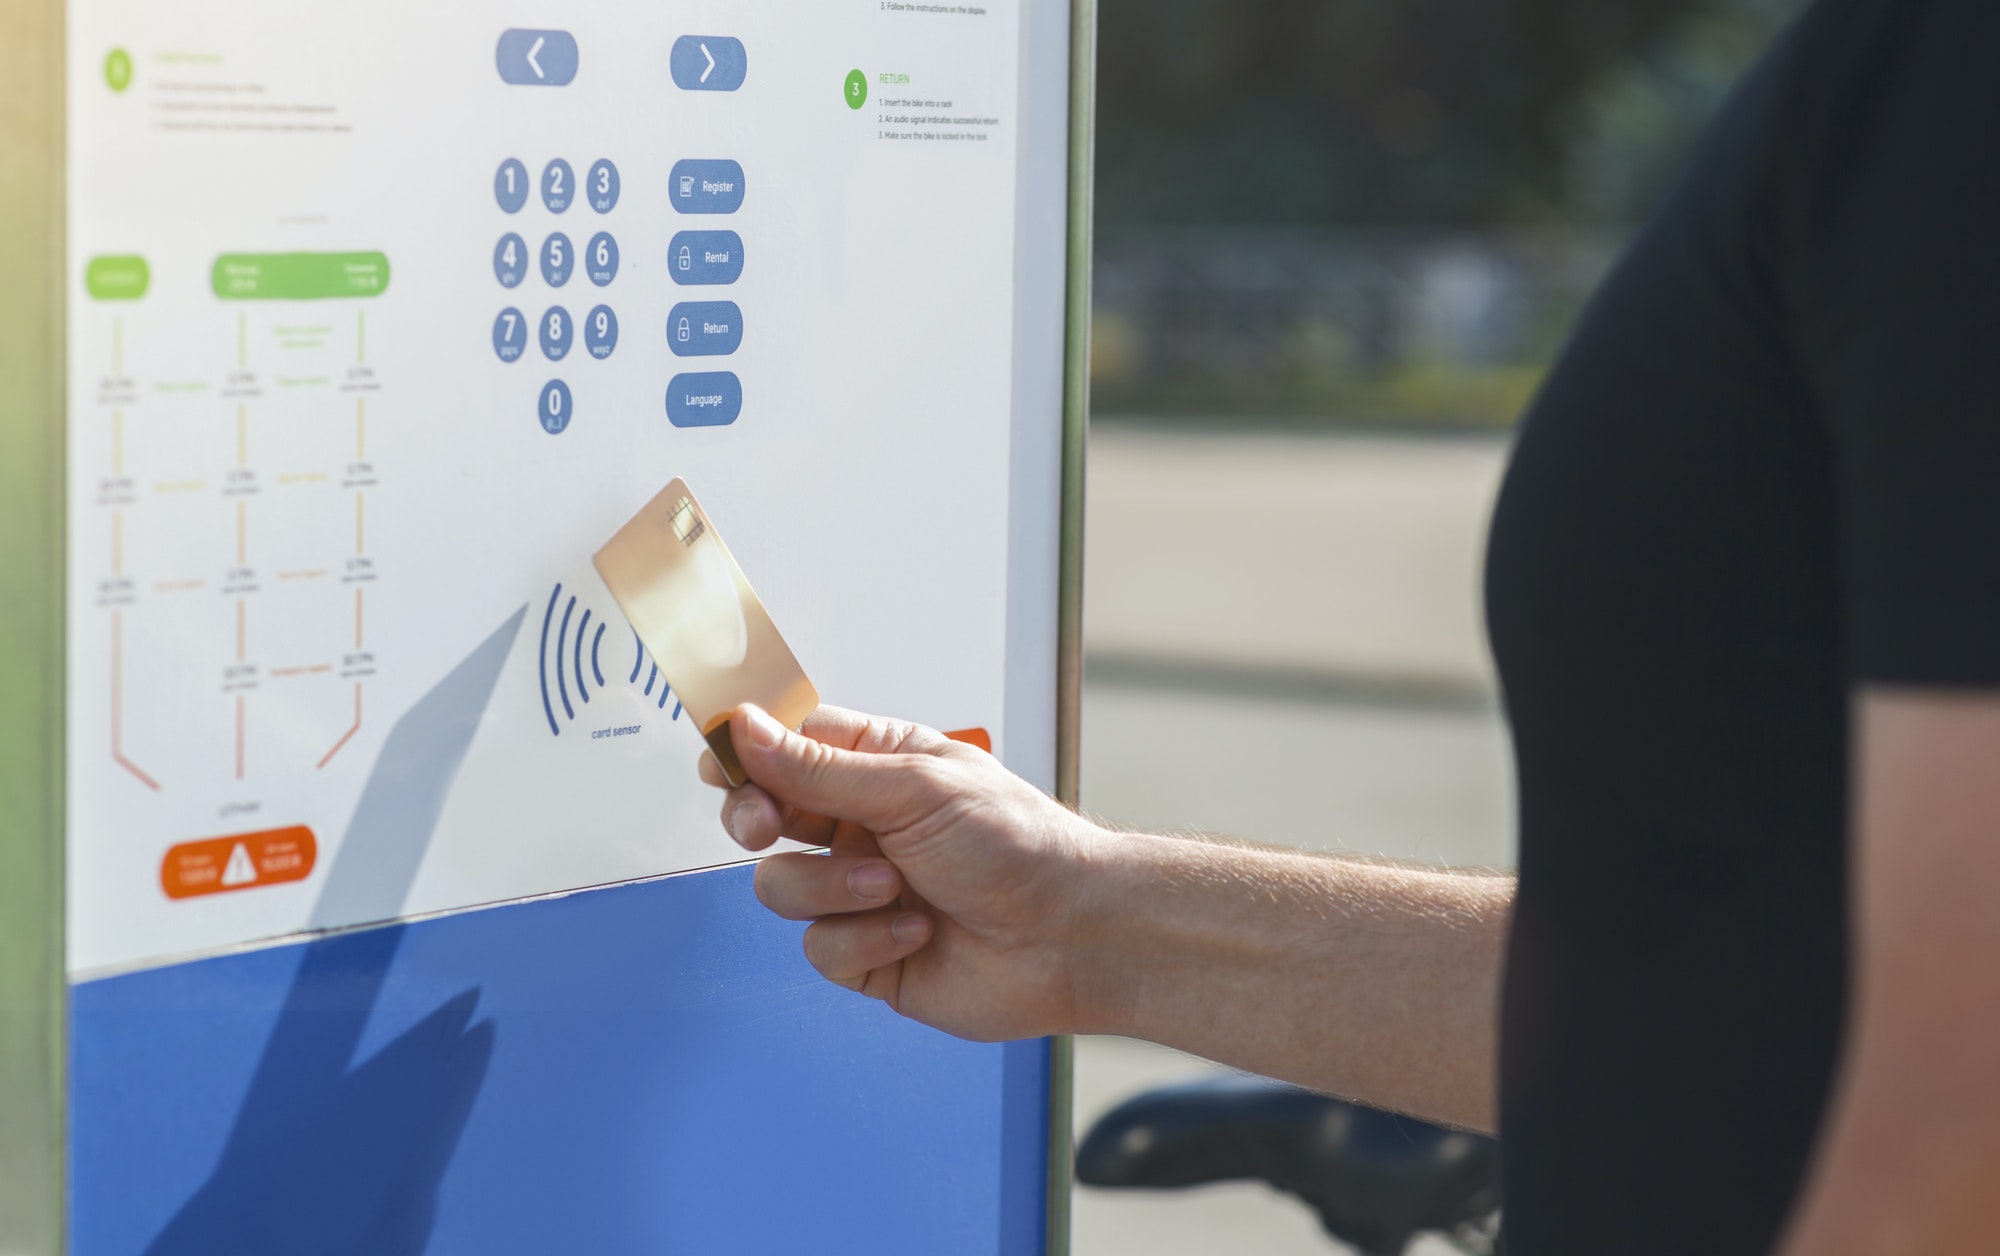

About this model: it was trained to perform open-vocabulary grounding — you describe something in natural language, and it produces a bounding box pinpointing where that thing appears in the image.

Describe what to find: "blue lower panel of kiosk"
[71,864,1052,1254]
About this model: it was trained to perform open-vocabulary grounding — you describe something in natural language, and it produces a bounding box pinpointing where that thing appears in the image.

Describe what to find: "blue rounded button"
[541,158,575,213]
[667,371,742,427]
[495,158,529,212]
[585,305,618,359]
[670,37,747,92]
[670,159,745,214]
[586,159,620,213]
[540,232,574,286]
[585,232,619,286]
[493,307,527,362]
[539,379,573,434]
[540,306,573,360]
[494,233,528,288]
[496,30,579,87]
[669,231,744,285]
[668,301,742,356]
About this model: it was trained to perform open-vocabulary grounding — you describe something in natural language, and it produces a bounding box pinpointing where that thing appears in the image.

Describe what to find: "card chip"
[668,497,705,547]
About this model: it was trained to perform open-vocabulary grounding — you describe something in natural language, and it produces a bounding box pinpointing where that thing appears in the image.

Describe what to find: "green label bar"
[211,251,391,300]
[84,254,150,300]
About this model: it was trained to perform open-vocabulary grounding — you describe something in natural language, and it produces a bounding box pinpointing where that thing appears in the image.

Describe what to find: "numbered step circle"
[538,379,573,435]
[586,232,619,286]
[587,159,620,213]
[540,232,574,287]
[585,305,619,359]
[541,158,576,213]
[495,158,529,212]
[540,306,574,361]
[492,307,527,362]
[493,233,528,288]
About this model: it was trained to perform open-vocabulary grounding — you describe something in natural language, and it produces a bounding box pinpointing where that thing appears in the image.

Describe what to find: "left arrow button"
[497,29,578,86]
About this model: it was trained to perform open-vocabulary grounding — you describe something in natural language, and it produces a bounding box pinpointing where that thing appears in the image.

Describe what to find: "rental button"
[496,29,579,86]
[667,372,742,428]
[669,301,743,356]
[671,36,747,91]
[670,231,744,285]
[670,159,745,214]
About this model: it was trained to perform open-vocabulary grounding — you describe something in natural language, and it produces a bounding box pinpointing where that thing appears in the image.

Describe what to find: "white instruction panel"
[66,0,1070,975]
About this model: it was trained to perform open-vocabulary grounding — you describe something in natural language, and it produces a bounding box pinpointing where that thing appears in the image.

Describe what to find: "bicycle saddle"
[1075,1074,1499,1256]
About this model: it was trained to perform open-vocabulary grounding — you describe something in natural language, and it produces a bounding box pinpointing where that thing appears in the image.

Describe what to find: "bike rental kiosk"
[1,0,1095,1248]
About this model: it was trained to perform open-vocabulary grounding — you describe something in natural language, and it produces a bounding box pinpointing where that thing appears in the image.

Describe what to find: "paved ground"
[1069,423,1515,1256]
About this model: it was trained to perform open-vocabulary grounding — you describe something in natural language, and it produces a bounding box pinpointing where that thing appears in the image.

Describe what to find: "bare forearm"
[1069,827,1512,1132]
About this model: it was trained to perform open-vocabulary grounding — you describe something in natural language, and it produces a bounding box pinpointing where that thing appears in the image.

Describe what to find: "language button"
[670,159,745,214]
[668,301,742,356]
[670,36,747,92]
[669,231,744,285]
[667,371,742,428]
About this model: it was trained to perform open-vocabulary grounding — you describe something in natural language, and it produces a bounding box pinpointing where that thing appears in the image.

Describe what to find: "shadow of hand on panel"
[147,609,525,1256]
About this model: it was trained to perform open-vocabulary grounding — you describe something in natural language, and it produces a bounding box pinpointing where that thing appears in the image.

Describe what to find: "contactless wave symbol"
[538,581,682,736]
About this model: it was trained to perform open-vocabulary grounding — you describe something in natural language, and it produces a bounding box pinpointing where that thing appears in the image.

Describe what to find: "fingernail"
[742,705,785,751]
[848,861,898,901]
[724,797,770,848]
[891,912,929,945]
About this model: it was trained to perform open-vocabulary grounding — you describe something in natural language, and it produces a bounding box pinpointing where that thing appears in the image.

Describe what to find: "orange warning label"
[160,826,318,900]
[944,727,992,753]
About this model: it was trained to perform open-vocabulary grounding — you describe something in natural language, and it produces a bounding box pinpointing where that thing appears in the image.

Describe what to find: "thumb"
[730,705,938,832]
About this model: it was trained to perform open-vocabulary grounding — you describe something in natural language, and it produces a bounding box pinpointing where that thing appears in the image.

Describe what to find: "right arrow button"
[670,36,747,91]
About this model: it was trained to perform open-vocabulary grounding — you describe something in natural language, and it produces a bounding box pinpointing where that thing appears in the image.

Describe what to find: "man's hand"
[704,702,1512,1131]
[701,704,1103,1042]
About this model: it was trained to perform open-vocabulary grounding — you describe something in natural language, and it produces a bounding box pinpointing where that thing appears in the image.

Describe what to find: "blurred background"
[1070,0,1805,1251]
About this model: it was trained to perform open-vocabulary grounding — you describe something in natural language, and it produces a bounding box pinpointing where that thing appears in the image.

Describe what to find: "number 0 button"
[587,159,620,213]
[493,307,527,362]
[495,158,529,212]
[494,233,527,288]
[541,158,575,213]
[540,306,573,360]
[538,379,572,434]
[541,232,574,287]
[585,305,618,359]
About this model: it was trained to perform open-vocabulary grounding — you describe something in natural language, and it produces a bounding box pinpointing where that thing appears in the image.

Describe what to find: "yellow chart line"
[356,396,365,459]
[237,403,247,467]
[112,409,124,476]
[111,509,123,577]
[355,492,365,554]
[236,499,247,566]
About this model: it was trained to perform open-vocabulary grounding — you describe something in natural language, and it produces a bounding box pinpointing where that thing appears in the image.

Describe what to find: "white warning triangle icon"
[221,842,258,887]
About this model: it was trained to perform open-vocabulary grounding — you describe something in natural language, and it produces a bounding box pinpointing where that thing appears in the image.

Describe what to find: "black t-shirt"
[1484,0,2000,1250]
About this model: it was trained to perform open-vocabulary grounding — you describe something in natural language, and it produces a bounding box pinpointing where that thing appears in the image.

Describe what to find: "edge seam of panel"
[1047,0,1095,1250]
[0,0,69,1250]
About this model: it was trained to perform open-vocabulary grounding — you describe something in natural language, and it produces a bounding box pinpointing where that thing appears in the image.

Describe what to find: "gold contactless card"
[593,479,818,787]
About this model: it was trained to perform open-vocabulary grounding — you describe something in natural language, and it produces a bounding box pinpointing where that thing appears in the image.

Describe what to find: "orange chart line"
[110,611,161,791]
[316,683,362,770]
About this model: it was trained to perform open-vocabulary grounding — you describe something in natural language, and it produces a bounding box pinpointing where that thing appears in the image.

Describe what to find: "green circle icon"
[104,48,133,93]
[844,69,867,110]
